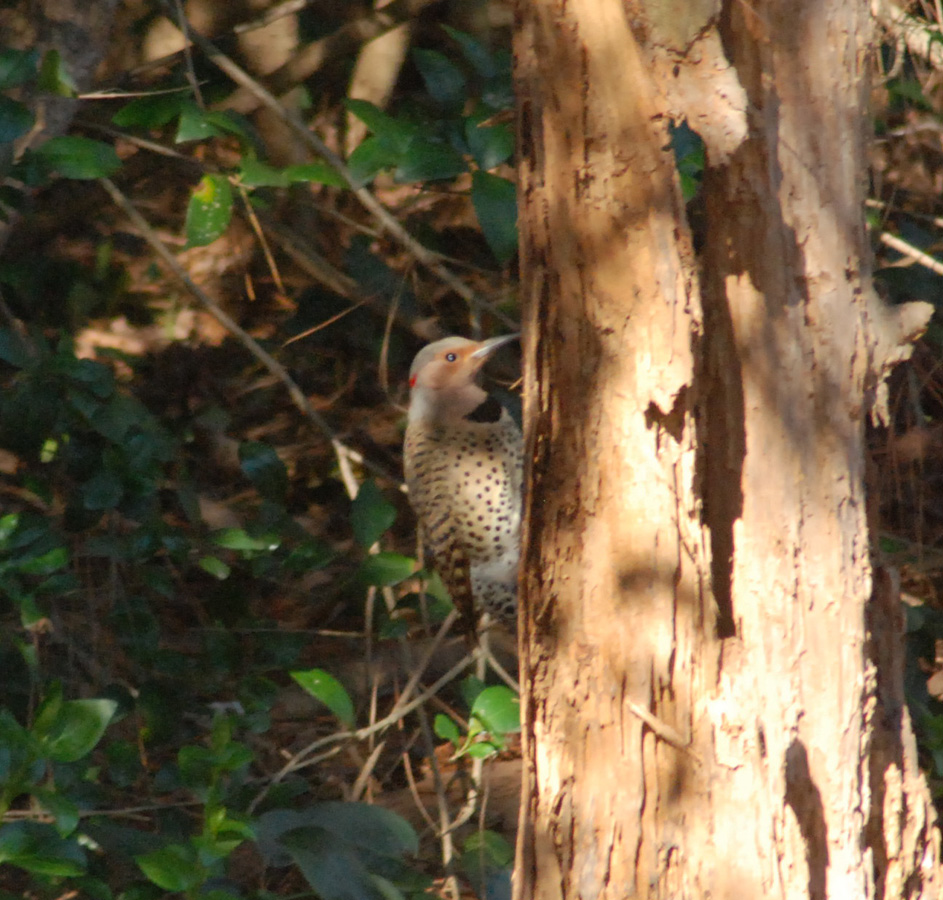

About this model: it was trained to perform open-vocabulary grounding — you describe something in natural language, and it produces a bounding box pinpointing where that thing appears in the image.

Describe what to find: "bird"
[403,334,522,633]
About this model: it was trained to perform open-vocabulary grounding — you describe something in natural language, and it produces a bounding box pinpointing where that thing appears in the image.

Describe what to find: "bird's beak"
[470,333,519,361]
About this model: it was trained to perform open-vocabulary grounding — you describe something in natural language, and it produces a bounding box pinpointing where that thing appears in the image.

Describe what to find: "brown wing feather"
[416,507,479,641]
[433,537,478,640]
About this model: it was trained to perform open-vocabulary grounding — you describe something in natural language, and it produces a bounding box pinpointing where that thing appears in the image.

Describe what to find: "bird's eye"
[445,352,458,362]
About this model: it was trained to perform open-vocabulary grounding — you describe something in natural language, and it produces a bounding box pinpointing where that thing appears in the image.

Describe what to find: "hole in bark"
[692,275,744,640]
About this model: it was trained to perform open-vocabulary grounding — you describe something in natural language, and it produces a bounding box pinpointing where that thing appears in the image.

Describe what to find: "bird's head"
[407,334,518,424]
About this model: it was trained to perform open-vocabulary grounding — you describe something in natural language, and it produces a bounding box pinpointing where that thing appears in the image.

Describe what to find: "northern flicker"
[404,334,522,632]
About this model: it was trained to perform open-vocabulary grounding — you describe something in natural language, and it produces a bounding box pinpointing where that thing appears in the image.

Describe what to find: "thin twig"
[415,701,460,900]
[233,0,314,33]
[79,86,200,100]
[481,640,519,692]
[350,739,385,801]
[235,183,285,295]
[256,213,361,298]
[79,121,193,160]
[880,230,943,277]
[174,0,205,108]
[624,697,699,759]
[402,750,439,832]
[282,300,369,346]
[388,610,459,723]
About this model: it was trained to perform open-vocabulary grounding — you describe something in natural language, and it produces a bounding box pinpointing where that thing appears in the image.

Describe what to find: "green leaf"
[284,540,333,573]
[0,708,40,785]
[256,803,418,896]
[284,162,345,187]
[471,171,517,264]
[238,158,289,187]
[176,102,226,142]
[0,512,19,543]
[351,480,396,548]
[434,714,460,745]
[347,136,400,185]
[212,528,279,552]
[34,789,79,837]
[136,843,203,892]
[238,441,288,501]
[0,48,37,90]
[464,741,500,759]
[460,675,486,711]
[185,174,233,247]
[34,137,121,180]
[291,668,355,727]
[112,93,186,129]
[91,394,146,442]
[38,698,117,762]
[81,470,123,511]
[671,122,704,203]
[199,556,231,579]
[280,827,382,900]
[420,569,451,602]
[203,110,253,142]
[105,739,143,787]
[345,99,417,154]
[67,356,116,397]
[0,327,34,367]
[37,50,76,97]
[460,829,513,899]
[888,77,932,111]
[298,803,418,856]
[215,742,254,772]
[177,744,215,786]
[463,829,513,866]
[17,545,67,575]
[32,682,64,734]
[395,139,467,183]
[465,119,513,170]
[0,822,86,875]
[470,685,520,737]
[412,49,467,110]
[443,26,497,79]
[357,552,415,587]
[0,96,34,143]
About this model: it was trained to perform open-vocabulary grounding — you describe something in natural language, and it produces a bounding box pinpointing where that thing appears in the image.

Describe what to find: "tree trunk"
[512,0,941,897]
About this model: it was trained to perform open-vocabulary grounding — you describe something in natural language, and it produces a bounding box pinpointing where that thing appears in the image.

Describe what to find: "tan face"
[408,338,483,392]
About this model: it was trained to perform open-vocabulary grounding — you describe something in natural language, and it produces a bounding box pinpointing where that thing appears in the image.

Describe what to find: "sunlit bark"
[513,0,941,896]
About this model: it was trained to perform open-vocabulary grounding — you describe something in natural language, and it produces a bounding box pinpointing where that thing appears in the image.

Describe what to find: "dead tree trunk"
[513,0,941,897]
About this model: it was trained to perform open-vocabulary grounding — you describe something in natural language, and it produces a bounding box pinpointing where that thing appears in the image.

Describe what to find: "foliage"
[0,17,522,892]
[434,679,520,760]
[459,830,513,900]
[346,28,517,263]
[0,48,118,207]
